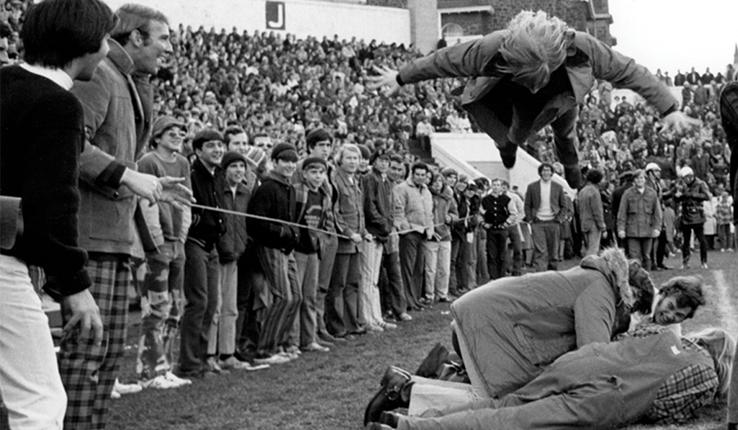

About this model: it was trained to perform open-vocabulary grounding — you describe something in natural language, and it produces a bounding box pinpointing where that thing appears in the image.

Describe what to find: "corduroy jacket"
[72,39,154,258]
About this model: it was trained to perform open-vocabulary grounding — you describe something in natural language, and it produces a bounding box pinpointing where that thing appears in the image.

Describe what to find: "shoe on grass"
[253,353,291,365]
[368,324,385,333]
[205,356,229,374]
[140,375,180,390]
[397,313,412,322]
[379,321,397,330]
[164,371,192,386]
[113,378,142,395]
[301,342,330,353]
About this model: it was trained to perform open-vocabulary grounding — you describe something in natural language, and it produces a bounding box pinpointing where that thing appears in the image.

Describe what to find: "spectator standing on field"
[292,157,333,352]
[0,0,114,427]
[248,143,301,364]
[211,151,266,370]
[61,5,191,428]
[327,144,369,338]
[136,116,193,389]
[577,169,606,256]
[617,169,662,270]
[675,166,711,269]
[177,130,226,378]
[524,163,569,271]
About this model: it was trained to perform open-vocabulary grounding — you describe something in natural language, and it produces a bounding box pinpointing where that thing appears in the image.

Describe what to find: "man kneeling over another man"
[365,248,707,427]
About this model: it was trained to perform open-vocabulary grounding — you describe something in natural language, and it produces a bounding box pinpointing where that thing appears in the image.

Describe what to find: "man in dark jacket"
[0,0,113,426]
[291,157,332,352]
[576,169,605,256]
[480,178,515,279]
[177,129,226,378]
[211,151,265,371]
[293,128,339,344]
[368,10,696,188]
[450,178,477,294]
[362,151,400,330]
[675,166,711,269]
[248,143,301,364]
[612,170,635,248]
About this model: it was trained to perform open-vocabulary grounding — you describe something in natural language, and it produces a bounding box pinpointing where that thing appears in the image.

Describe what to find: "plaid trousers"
[58,257,131,430]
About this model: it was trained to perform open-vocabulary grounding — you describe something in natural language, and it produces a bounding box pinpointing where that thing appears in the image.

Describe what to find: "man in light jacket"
[394,162,434,310]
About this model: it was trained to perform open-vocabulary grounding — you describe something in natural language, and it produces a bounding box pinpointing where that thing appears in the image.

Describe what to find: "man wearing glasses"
[135,116,193,389]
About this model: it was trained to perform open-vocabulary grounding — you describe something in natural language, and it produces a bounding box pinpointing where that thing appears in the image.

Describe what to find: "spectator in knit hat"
[291,157,333,352]
[210,151,267,371]
[178,129,226,378]
[136,116,193,389]
[294,127,339,344]
[248,143,302,364]
[675,166,711,269]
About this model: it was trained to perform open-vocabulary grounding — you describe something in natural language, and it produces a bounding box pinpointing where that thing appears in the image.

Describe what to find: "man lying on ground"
[366,328,734,430]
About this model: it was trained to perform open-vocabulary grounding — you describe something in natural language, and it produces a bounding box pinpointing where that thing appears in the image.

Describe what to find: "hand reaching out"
[661,111,701,135]
[366,65,401,97]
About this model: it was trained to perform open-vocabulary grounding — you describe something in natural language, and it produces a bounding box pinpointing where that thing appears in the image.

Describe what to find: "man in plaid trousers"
[60,4,190,429]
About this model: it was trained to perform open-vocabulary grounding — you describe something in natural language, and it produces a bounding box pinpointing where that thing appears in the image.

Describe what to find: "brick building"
[438,0,615,46]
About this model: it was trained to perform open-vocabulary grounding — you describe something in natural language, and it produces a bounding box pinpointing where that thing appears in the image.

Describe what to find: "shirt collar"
[19,63,73,90]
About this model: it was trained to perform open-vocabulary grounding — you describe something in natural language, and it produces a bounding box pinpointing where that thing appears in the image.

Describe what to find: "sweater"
[0,65,90,299]
[248,170,298,252]
[137,151,192,243]
[481,193,511,230]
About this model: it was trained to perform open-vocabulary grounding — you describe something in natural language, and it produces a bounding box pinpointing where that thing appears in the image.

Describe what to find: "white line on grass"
[713,270,738,335]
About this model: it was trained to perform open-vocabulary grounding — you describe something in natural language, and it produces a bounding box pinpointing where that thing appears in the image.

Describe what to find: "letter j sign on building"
[266,1,285,30]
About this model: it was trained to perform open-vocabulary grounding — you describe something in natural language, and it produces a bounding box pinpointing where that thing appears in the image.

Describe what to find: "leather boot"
[363,366,413,426]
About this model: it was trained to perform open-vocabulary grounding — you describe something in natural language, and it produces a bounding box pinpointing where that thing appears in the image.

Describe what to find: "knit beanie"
[302,156,328,171]
[271,143,299,162]
[221,151,247,170]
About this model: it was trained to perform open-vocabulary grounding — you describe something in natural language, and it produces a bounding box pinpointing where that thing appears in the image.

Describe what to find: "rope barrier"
[190,203,451,241]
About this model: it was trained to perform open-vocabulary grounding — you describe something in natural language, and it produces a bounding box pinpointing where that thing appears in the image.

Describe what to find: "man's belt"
[0,196,22,251]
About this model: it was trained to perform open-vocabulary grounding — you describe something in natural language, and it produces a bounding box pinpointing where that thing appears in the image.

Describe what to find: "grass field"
[108,250,738,430]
